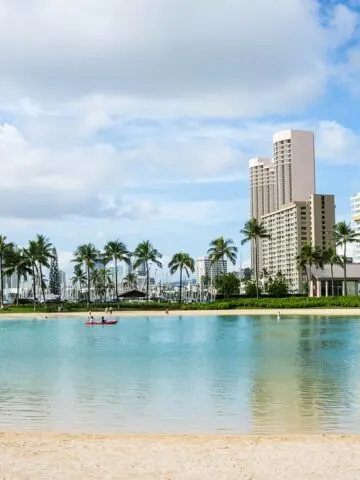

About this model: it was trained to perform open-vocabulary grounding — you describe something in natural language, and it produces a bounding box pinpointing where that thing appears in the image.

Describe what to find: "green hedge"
[3,296,360,315]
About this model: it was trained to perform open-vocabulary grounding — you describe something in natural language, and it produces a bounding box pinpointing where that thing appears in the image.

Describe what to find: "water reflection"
[250,316,359,433]
[1,315,360,433]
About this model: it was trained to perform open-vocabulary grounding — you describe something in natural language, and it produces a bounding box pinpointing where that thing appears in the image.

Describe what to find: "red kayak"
[85,320,118,326]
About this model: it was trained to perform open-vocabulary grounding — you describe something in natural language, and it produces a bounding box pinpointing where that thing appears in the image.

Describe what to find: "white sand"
[1,433,360,479]
[2,308,360,319]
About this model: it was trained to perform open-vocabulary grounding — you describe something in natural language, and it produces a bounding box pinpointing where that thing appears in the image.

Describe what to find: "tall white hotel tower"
[249,130,335,293]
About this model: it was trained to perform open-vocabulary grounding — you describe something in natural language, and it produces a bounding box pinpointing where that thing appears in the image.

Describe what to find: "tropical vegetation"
[207,236,237,299]
[296,243,324,296]
[333,221,360,295]
[1,217,360,313]
[214,273,240,297]
[104,240,130,302]
[133,240,162,301]
[240,218,270,298]
[168,252,195,303]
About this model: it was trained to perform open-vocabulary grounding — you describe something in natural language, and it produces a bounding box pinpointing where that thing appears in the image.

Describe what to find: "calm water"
[1,315,360,434]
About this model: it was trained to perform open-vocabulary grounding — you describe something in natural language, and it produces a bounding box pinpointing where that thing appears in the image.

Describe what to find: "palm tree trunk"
[179,267,183,304]
[0,255,3,305]
[104,268,107,303]
[331,263,334,296]
[39,264,47,307]
[87,265,90,307]
[222,255,226,299]
[254,238,259,299]
[343,243,347,296]
[146,262,149,302]
[32,265,36,312]
[309,261,312,297]
[115,258,118,301]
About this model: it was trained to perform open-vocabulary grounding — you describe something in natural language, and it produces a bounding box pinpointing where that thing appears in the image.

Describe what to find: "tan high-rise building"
[261,195,336,292]
[273,130,316,210]
[309,194,336,250]
[248,130,335,293]
[261,202,310,292]
[249,157,274,219]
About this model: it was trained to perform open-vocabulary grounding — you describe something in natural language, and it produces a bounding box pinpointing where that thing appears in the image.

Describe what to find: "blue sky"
[1,0,360,276]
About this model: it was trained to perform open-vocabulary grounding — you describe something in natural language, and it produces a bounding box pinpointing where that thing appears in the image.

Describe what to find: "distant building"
[195,257,227,284]
[134,261,146,277]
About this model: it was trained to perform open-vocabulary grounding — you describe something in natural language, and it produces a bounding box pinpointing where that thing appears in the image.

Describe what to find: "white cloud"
[316,121,360,164]
[326,4,359,47]
[0,0,335,116]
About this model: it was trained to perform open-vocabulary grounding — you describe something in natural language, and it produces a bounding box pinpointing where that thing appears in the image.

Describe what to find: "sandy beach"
[2,308,360,319]
[0,433,359,479]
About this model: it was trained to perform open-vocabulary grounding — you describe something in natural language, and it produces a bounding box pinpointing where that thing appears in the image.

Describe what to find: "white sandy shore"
[1,433,360,479]
[1,308,360,319]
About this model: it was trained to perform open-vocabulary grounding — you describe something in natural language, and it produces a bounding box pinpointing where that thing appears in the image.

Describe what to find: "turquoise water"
[1,315,360,434]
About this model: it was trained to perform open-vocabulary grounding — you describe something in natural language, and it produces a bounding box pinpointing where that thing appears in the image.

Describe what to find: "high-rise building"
[309,194,336,250]
[261,195,336,292]
[248,130,335,293]
[351,193,360,263]
[249,157,274,219]
[135,261,146,276]
[273,130,315,210]
[195,257,227,284]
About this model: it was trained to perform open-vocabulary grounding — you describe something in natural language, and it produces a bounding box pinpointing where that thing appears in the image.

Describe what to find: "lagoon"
[1,314,360,434]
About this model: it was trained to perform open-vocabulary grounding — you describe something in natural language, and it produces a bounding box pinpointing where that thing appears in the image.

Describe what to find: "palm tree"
[322,246,343,296]
[207,236,237,299]
[333,221,360,295]
[240,219,270,298]
[34,234,53,306]
[73,243,99,306]
[0,235,14,305]
[4,248,32,306]
[23,240,39,311]
[91,268,113,302]
[133,241,162,301]
[104,240,130,302]
[168,252,195,303]
[123,272,137,290]
[296,243,323,296]
[97,252,110,302]
[71,264,87,301]
[260,267,269,294]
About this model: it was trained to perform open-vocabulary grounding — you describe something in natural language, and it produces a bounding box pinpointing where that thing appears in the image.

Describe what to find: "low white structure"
[310,264,360,296]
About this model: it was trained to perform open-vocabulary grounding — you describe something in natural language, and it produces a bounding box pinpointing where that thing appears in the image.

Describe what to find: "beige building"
[309,194,336,250]
[261,201,309,292]
[273,130,316,210]
[249,157,274,219]
[261,195,336,292]
[248,129,335,293]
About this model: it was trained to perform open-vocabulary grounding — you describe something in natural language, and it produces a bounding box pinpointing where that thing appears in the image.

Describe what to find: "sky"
[1,0,360,277]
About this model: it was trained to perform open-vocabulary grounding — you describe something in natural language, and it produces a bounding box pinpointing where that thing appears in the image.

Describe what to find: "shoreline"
[1,432,360,479]
[2,307,360,319]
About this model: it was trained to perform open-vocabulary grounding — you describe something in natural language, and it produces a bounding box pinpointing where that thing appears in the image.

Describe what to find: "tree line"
[1,218,357,309]
[0,235,234,308]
